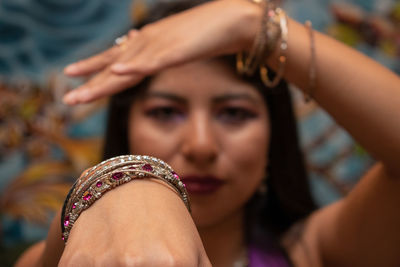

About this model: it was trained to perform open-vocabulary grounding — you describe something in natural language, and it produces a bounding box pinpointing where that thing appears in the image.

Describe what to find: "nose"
[181,111,218,166]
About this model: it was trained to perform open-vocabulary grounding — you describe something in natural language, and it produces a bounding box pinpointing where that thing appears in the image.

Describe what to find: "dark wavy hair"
[103,0,317,257]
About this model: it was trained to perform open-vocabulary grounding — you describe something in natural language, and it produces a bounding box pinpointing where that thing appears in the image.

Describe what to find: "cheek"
[129,123,167,157]
[224,122,269,195]
[128,109,178,160]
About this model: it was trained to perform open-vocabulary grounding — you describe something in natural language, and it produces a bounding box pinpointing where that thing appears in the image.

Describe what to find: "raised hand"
[63,0,261,105]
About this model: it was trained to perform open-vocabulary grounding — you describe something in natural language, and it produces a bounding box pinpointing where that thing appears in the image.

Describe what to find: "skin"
[16,0,400,266]
[128,59,270,266]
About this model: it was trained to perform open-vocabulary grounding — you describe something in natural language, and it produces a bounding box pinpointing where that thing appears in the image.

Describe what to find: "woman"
[100,55,315,266]
[17,0,400,266]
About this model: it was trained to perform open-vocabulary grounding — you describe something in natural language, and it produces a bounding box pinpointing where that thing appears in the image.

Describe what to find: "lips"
[181,175,225,195]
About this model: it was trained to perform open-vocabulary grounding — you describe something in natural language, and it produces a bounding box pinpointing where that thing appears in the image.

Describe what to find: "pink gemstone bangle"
[61,155,190,243]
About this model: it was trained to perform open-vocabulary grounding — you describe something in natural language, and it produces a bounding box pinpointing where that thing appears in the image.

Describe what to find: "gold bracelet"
[61,155,190,243]
[237,0,281,76]
[259,8,288,88]
[304,20,316,102]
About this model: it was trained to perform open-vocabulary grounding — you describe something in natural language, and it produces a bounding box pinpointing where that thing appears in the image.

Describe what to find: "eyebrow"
[212,94,260,105]
[144,92,186,103]
[144,91,261,105]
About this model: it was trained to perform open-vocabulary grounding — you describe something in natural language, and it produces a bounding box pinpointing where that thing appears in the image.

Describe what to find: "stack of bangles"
[237,0,316,101]
[61,155,190,243]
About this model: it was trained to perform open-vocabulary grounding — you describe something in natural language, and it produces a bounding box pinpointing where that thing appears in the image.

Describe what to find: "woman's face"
[129,59,270,227]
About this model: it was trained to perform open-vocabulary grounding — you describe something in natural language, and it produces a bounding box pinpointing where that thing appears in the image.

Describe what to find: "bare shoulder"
[282,201,344,267]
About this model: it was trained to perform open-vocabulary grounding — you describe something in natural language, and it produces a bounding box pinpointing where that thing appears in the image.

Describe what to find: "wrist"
[67,179,191,242]
[61,155,190,243]
[237,1,264,52]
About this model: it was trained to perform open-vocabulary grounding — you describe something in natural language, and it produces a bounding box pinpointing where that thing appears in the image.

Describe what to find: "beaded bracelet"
[61,155,190,243]
[237,0,281,76]
[259,7,288,88]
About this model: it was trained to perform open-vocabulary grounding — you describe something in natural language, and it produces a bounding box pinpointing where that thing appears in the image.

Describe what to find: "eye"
[145,106,184,122]
[216,107,257,124]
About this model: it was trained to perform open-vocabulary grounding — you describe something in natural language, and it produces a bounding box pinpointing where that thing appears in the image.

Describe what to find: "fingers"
[110,48,162,75]
[63,69,144,105]
[63,30,146,105]
[107,28,159,75]
[109,28,188,76]
[64,46,121,77]
[62,0,255,104]
[64,30,141,77]
[63,29,139,77]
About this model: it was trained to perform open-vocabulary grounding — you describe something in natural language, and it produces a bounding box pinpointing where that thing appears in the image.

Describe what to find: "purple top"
[248,244,291,267]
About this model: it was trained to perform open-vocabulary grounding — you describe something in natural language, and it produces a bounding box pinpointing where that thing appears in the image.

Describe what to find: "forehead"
[145,59,265,103]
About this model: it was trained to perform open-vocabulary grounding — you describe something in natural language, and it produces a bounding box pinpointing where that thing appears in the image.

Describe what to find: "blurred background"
[0,0,398,265]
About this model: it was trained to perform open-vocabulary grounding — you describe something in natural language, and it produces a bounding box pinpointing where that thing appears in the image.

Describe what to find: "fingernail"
[63,91,77,105]
[65,64,78,74]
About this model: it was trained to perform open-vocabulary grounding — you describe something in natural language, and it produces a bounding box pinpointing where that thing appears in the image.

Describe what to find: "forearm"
[15,242,45,267]
[275,18,400,266]
[15,211,65,267]
[42,210,65,266]
[58,179,207,266]
[318,163,400,266]
[268,18,400,174]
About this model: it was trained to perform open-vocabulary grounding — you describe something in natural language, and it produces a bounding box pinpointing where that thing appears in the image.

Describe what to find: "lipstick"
[181,175,225,195]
